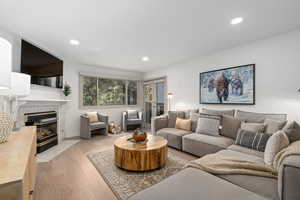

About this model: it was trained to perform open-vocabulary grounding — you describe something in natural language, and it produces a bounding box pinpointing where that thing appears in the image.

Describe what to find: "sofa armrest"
[278,155,300,200]
[97,113,108,124]
[151,115,168,135]
[80,115,90,139]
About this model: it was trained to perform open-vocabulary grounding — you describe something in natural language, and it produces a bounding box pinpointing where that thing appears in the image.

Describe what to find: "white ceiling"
[0,0,300,72]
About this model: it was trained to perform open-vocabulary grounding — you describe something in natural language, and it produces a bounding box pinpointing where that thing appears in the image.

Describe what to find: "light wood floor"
[34,133,196,200]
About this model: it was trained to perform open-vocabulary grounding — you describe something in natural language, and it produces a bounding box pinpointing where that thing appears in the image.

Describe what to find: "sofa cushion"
[89,121,106,130]
[157,128,191,150]
[182,133,234,157]
[168,111,185,128]
[282,121,300,143]
[219,174,278,200]
[264,118,287,134]
[241,122,265,133]
[264,130,289,165]
[235,110,287,123]
[190,112,200,132]
[175,118,192,131]
[235,110,265,123]
[217,149,265,163]
[202,108,235,117]
[128,168,267,200]
[127,118,143,125]
[127,110,138,119]
[235,129,271,152]
[196,113,222,136]
[221,115,241,139]
[184,109,199,119]
[227,145,264,158]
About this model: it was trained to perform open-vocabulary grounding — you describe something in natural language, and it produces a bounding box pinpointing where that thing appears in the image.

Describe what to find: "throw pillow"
[241,122,265,133]
[282,121,300,143]
[235,129,271,152]
[196,113,222,136]
[86,112,98,123]
[190,112,200,132]
[175,118,192,131]
[264,118,287,133]
[127,110,138,119]
[168,111,185,128]
[264,130,289,165]
[202,108,235,117]
[221,115,241,139]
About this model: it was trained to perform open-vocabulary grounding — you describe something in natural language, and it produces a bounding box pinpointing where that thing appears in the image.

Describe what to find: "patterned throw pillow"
[196,113,222,136]
[175,118,192,131]
[235,129,271,152]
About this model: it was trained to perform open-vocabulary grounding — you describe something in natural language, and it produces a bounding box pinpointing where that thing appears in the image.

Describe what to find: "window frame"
[79,74,140,109]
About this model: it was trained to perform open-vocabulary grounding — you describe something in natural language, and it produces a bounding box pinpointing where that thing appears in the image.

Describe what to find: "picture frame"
[199,64,255,105]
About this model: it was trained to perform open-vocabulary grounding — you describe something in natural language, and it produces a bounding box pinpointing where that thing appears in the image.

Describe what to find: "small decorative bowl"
[0,112,14,143]
[133,131,147,142]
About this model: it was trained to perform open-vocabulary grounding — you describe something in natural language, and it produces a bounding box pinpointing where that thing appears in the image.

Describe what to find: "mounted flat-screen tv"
[200,64,255,105]
[21,40,63,88]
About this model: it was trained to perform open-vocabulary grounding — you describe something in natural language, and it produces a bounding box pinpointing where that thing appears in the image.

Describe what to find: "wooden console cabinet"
[0,126,37,200]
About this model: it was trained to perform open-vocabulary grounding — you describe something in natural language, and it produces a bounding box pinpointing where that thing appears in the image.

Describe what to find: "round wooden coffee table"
[114,134,168,171]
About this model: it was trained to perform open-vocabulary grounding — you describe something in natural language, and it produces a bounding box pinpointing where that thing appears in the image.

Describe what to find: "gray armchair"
[80,112,109,139]
[122,110,143,131]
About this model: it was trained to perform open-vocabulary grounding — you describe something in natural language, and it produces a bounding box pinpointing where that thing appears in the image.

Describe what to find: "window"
[80,75,138,107]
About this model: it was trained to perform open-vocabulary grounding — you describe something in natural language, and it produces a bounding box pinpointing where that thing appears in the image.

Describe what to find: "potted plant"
[62,82,71,97]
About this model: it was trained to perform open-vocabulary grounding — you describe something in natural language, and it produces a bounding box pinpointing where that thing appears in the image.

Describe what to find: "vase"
[0,112,14,143]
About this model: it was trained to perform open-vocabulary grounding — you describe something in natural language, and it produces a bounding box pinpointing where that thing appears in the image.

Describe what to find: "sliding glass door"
[143,78,166,128]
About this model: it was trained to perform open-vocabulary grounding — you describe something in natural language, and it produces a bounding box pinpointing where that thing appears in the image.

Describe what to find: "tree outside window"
[81,75,138,107]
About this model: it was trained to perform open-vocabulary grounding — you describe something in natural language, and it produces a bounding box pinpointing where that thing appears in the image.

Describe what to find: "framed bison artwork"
[200,64,255,105]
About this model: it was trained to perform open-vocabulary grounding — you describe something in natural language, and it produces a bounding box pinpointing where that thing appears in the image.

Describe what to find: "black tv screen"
[21,40,63,88]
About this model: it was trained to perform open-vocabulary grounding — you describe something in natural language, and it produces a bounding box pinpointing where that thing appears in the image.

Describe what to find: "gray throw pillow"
[282,121,300,143]
[221,115,241,139]
[196,113,222,136]
[241,122,265,133]
[168,111,185,128]
[235,129,271,152]
[264,118,287,133]
[202,108,235,117]
[127,110,138,119]
[190,112,200,132]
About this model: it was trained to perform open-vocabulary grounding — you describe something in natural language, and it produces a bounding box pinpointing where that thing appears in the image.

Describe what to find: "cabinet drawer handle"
[29,190,34,195]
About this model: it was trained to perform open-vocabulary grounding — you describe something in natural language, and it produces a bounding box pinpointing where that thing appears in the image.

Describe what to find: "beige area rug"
[87,150,189,200]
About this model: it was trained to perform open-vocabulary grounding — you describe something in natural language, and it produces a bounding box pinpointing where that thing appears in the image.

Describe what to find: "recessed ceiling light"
[69,39,80,45]
[231,17,243,25]
[142,56,149,62]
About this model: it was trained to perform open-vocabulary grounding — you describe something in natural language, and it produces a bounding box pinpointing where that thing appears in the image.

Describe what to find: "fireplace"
[24,111,58,153]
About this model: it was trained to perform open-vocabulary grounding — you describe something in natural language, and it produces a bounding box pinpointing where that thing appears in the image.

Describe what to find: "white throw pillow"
[264,130,289,165]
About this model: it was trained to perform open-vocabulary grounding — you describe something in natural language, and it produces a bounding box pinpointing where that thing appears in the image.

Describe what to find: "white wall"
[144,29,300,122]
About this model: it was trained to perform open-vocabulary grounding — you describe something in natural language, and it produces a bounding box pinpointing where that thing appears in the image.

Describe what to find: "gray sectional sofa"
[128,109,300,200]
